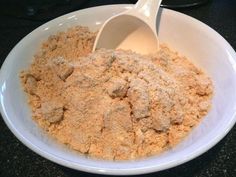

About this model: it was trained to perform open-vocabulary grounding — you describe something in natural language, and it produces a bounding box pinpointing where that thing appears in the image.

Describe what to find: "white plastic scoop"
[93,0,162,55]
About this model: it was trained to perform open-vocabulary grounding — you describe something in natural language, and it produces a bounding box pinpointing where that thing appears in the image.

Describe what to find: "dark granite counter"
[0,0,235,176]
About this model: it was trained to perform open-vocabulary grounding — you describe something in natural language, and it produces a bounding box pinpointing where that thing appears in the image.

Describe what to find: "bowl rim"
[1,4,236,176]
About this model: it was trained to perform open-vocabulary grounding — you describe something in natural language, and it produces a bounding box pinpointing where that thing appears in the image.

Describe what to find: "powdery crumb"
[50,57,74,81]
[107,77,128,98]
[104,100,132,131]
[41,101,64,123]
[128,78,150,119]
[21,72,38,95]
[151,109,171,131]
[20,26,213,160]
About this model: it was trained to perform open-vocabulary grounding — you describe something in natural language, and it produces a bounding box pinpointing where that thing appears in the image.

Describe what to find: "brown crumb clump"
[20,26,213,160]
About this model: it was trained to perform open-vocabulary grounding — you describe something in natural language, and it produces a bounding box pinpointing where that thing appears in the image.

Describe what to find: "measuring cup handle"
[134,0,162,31]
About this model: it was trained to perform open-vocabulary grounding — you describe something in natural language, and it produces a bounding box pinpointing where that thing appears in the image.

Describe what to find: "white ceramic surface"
[0,4,236,176]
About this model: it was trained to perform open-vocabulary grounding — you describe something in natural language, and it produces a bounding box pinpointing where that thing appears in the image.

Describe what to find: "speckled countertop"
[0,0,235,176]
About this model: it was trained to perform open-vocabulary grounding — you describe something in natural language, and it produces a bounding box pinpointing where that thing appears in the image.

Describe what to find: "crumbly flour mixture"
[21,26,213,160]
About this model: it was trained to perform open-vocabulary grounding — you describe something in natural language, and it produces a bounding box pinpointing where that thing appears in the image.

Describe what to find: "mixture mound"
[21,26,213,160]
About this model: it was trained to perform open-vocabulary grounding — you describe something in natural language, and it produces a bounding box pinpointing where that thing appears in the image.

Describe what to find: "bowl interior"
[1,5,236,175]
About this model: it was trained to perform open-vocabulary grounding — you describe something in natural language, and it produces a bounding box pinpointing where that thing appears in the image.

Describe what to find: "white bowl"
[1,4,236,175]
